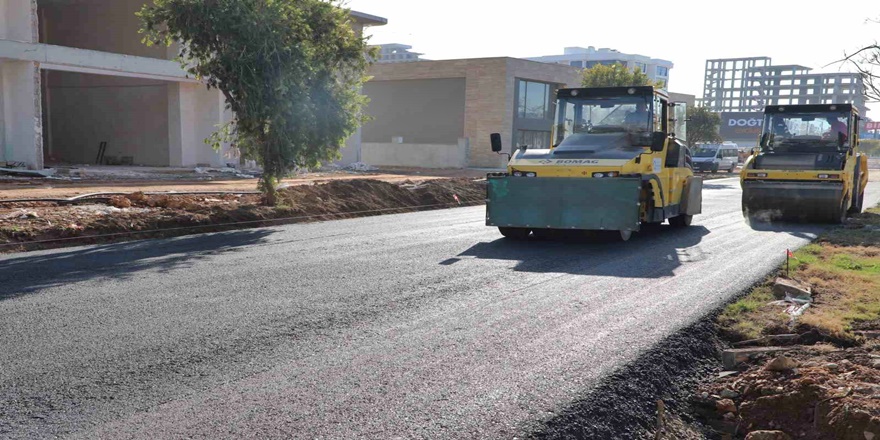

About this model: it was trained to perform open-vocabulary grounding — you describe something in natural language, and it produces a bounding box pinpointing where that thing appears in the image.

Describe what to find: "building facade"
[374,44,424,64]
[701,56,868,115]
[527,46,674,87]
[361,58,582,169]
[0,0,385,170]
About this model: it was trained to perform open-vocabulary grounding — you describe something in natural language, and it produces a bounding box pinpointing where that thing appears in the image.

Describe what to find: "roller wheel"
[498,227,531,240]
[830,198,848,224]
[848,183,863,215]
[669,214,693,228]
[597,230,633,242]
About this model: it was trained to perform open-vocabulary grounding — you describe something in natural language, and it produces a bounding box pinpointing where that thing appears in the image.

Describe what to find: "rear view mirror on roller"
[651,132,666,152]
[490,133,503,153]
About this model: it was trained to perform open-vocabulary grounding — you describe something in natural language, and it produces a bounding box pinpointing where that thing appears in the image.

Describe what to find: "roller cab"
[486,86,703,241]
[741,104,869,223]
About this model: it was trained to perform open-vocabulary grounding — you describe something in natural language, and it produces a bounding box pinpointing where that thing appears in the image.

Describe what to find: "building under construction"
[700,56,867,115]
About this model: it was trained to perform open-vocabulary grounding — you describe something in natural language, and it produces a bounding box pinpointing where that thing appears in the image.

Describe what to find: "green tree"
[686,106,722,148]
[581,62,665,88]
[139,0,372,205]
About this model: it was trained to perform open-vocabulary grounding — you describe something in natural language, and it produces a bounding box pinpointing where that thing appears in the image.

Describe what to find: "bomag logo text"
[538,159,600,165]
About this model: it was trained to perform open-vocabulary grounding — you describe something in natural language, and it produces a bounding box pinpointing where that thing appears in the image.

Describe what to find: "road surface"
[1,178,878,439]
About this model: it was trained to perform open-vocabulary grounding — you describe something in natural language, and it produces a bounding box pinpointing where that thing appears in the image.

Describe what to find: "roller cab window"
[763,112,851,152]
[554,95,654,150]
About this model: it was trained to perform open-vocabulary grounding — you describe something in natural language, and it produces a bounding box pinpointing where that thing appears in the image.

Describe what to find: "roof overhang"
[557,86,663,99]
[350,10,387,27]
[764,104,856,115]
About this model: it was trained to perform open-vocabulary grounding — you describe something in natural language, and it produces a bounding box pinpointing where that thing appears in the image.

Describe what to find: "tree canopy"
[581,62,665,89]
[685,106,722,148]
[139,0,372,205]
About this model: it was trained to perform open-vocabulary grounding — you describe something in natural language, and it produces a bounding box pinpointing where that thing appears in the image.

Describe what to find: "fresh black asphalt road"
[1,178,878,439]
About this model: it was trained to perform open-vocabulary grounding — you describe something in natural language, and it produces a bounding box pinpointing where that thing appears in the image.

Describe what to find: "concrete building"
[527,46,674,87]
[374,43,424,64]
[668,92,696,108]
[701,56,868,115]
[360,58,581,169]
[0,1,385,170]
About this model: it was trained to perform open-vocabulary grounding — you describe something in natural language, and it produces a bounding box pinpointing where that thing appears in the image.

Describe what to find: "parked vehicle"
[692,143,739,173]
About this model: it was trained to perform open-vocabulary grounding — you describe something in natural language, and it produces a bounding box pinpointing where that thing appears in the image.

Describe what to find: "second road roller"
[741,104,869,223]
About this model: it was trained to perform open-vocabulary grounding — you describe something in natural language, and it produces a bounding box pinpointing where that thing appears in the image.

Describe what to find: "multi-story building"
[701,56,868,115]
[526,46,674,87]
[374,44,424,64]
[0,1,385,170]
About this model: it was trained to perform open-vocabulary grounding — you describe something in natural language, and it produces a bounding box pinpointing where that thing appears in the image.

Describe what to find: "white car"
[692,143,739,173]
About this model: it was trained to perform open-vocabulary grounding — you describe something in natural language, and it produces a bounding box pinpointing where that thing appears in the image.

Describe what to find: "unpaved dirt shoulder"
[0,178,486,253]
[529,207,880,439]
[527,319,720,440]
[687,207,880,440]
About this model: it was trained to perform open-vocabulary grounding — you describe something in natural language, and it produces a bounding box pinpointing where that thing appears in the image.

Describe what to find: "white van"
[692,143,739,173]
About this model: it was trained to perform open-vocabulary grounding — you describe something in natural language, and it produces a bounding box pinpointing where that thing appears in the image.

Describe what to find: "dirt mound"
[693,345,880,439]
[0,178,486,253]
[275,178,485,217]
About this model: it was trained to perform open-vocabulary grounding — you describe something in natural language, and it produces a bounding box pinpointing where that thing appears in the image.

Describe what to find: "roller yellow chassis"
[740,153,868,197]
[505,148,688,214]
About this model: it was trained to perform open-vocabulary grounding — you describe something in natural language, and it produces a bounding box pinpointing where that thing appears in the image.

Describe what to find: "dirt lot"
[693,343,880,439]
[691,207,880,439]
[0,166,491,200]
[0,178,487,253]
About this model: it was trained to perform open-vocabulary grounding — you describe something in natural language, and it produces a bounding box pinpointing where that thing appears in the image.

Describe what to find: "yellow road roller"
[741,104,869,223]
[486,86,703,241]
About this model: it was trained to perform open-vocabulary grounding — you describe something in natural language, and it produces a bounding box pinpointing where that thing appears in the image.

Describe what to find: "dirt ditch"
[693,344,880,440]
[0,178,487,253]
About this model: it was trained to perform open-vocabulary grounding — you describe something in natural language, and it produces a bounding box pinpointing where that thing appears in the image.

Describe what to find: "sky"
[348,0,880,118]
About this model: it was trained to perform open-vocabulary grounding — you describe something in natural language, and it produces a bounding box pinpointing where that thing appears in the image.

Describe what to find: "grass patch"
[719,206,880,344]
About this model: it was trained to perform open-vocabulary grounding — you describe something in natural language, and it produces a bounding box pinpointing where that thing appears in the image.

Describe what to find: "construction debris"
[345,162,378,172]
[694,344,880,440]
[0,167,57,178]
[764,355,799,372]
[772,277,812,301]
[722,347,793,370]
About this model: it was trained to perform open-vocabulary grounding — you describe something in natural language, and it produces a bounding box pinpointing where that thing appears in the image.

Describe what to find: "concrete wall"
[669,92,696,108]
[47,71,169,165]
[1,0,37,42]
[1,0,42,167]
[38,0,166,59]
[171,82,226,167]
[362,78,466,144]
[363,140,468,169]
[1,61,42,167]
[367,58,580,168]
